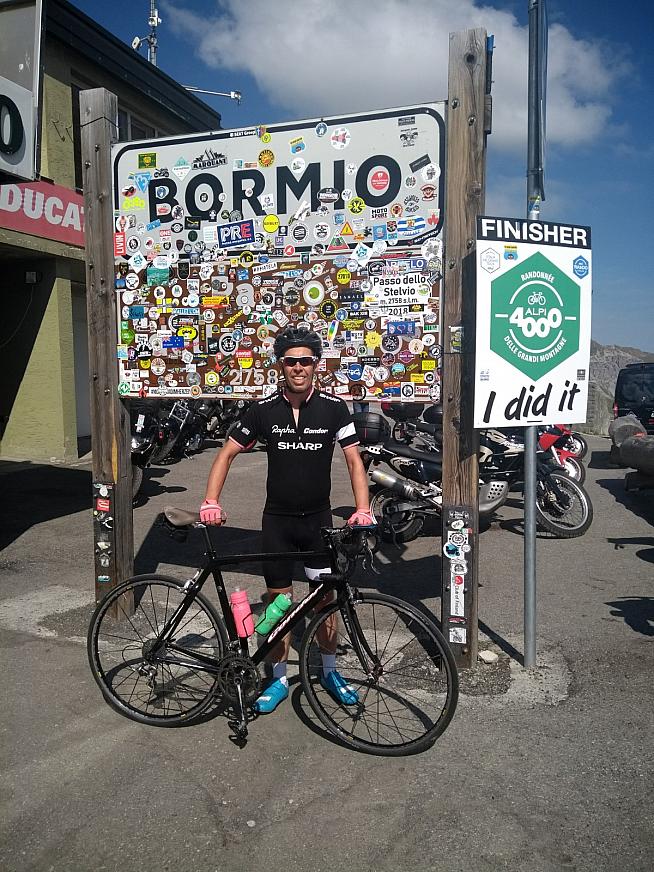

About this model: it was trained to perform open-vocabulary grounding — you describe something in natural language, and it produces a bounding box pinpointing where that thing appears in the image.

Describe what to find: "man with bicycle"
[200,326,374,714]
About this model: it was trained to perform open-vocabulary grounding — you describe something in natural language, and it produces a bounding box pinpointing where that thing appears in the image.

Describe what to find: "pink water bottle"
[230,588,254,638]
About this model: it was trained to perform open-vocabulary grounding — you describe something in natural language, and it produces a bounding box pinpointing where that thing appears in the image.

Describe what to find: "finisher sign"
[474,216,592,428]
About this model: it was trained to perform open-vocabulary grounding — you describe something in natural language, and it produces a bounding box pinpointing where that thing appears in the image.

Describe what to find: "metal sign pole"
[524,0,548,667]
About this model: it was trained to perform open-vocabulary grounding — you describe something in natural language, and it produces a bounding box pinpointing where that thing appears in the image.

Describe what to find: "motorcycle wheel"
[536,472,593,538]
[560,456,586,485]
[131,464,144,499]
[370,487,425,543]
[563,433,588,460]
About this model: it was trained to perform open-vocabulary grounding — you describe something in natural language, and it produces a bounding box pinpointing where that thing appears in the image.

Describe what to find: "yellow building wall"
[1,36,217,461]
[1,269,78,461]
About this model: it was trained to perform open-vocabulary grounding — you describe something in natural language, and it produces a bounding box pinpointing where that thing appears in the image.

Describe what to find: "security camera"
[148,11,161,26]
[131,36,142,50]
[230,91,242,103]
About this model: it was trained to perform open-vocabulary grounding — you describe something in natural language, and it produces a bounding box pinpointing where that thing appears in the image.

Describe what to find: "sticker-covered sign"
[474,217,592,428]
[111,105,445,400]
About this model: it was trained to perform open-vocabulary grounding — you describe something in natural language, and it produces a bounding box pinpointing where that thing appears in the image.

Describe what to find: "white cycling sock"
[321,653,336,678]
[272,662,288,685]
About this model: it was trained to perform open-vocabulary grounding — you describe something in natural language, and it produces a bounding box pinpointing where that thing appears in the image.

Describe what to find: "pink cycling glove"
[347,509,375,527]
[200,500,226,525]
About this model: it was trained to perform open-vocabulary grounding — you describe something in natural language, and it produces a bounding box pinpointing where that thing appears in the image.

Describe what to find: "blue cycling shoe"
[253,678,289,714]
[320,670,359,706]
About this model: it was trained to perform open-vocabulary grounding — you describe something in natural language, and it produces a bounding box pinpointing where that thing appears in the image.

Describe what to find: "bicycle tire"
[299,593,458,756]
[536,473,593,538]
[370,488,425,543]
[88,575,228,727]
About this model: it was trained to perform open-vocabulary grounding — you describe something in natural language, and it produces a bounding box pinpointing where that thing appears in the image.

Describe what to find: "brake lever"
[361,538,380,575]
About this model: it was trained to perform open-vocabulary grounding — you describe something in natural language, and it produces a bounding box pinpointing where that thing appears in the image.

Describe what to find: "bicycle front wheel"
[299,593,458,756]
[88,575,228,727]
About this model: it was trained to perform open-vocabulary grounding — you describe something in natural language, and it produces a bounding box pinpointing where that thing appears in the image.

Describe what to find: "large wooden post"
[80,88,134,605]
[441,30,490,668]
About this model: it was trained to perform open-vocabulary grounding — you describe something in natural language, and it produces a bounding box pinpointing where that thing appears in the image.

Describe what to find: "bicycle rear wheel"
[299,593,458,756]
[88,575,228,727]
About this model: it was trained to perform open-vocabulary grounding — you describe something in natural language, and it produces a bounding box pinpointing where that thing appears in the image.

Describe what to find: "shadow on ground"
[588,448,620,470]
[132,465,188,507]
[606,595,654,636]
[596,476,654,528]
[607,535,654,565]
[0,461,91,551]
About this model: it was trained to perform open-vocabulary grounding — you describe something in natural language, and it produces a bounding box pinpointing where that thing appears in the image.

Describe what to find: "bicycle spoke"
[90,579,225,725]
[301,595,457,754]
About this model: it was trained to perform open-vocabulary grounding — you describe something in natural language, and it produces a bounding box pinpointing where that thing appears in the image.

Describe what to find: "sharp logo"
[278,441,322,450]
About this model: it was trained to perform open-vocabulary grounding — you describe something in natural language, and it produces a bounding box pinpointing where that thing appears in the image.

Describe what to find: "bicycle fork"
[340,597,381,685]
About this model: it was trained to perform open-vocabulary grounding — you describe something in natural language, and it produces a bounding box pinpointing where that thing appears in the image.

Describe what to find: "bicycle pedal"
[227,719,249,746]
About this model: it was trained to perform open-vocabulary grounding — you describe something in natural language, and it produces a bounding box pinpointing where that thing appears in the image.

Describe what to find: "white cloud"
[163,0,627,153]
[486,166,571,220]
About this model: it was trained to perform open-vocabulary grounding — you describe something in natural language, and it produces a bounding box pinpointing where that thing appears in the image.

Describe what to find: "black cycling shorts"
[261,509,332,589]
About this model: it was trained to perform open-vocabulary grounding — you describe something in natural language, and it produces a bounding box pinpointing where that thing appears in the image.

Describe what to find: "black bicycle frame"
[149,526,373,673]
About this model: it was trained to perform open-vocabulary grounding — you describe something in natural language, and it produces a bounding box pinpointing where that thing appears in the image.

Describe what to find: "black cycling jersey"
[229,388,359,515]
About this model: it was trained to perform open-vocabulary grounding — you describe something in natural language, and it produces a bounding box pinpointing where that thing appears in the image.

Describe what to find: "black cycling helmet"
[273,325,322,360]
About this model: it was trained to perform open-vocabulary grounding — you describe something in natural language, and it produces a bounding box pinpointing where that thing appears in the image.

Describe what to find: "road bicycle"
[87,508,459,756]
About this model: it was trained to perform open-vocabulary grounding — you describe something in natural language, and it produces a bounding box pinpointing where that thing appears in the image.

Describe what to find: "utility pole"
[80,88,134,613]
[441,29,490,668]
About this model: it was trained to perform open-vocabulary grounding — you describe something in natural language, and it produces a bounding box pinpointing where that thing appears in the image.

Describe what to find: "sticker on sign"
[218,219,255,248]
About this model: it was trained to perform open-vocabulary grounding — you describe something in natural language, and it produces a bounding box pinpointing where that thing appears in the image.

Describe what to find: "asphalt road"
[0,436,652,872]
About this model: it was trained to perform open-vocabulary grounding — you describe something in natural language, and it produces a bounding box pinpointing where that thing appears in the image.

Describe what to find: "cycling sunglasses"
[282,355,318,368]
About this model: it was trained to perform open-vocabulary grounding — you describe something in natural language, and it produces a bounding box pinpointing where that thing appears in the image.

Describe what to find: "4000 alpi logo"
[489,251,580,380]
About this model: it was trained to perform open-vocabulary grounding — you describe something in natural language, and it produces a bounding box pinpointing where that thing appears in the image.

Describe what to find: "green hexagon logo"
[489,251,580,380]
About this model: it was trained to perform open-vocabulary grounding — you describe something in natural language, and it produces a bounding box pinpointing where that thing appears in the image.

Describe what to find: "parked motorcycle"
[384,402,585,482]
[496,424,585,484]
[204,398,251,443]
[477,428,593,537]
[380,401,430,444]
[356,408,593,540]
[356,412,508,542]
[546,423,588,461]
[130,399,219,498]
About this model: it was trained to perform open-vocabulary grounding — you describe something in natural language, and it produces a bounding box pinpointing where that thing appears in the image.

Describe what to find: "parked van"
[613,362,654,433]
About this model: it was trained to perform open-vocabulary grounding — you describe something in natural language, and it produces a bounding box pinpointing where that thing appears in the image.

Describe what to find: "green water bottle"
[255,593,293,635]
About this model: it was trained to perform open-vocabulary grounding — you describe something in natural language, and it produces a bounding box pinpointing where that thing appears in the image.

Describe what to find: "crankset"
[216,653,261,705]
[216,653,261,746]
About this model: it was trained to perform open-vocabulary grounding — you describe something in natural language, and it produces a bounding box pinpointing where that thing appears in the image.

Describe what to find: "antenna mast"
[147,0,160,66]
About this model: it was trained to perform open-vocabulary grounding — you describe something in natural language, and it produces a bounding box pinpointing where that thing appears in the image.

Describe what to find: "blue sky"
[77,0,653,352]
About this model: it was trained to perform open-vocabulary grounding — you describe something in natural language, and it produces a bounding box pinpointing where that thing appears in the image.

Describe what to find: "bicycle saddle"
[163,505,200,527]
